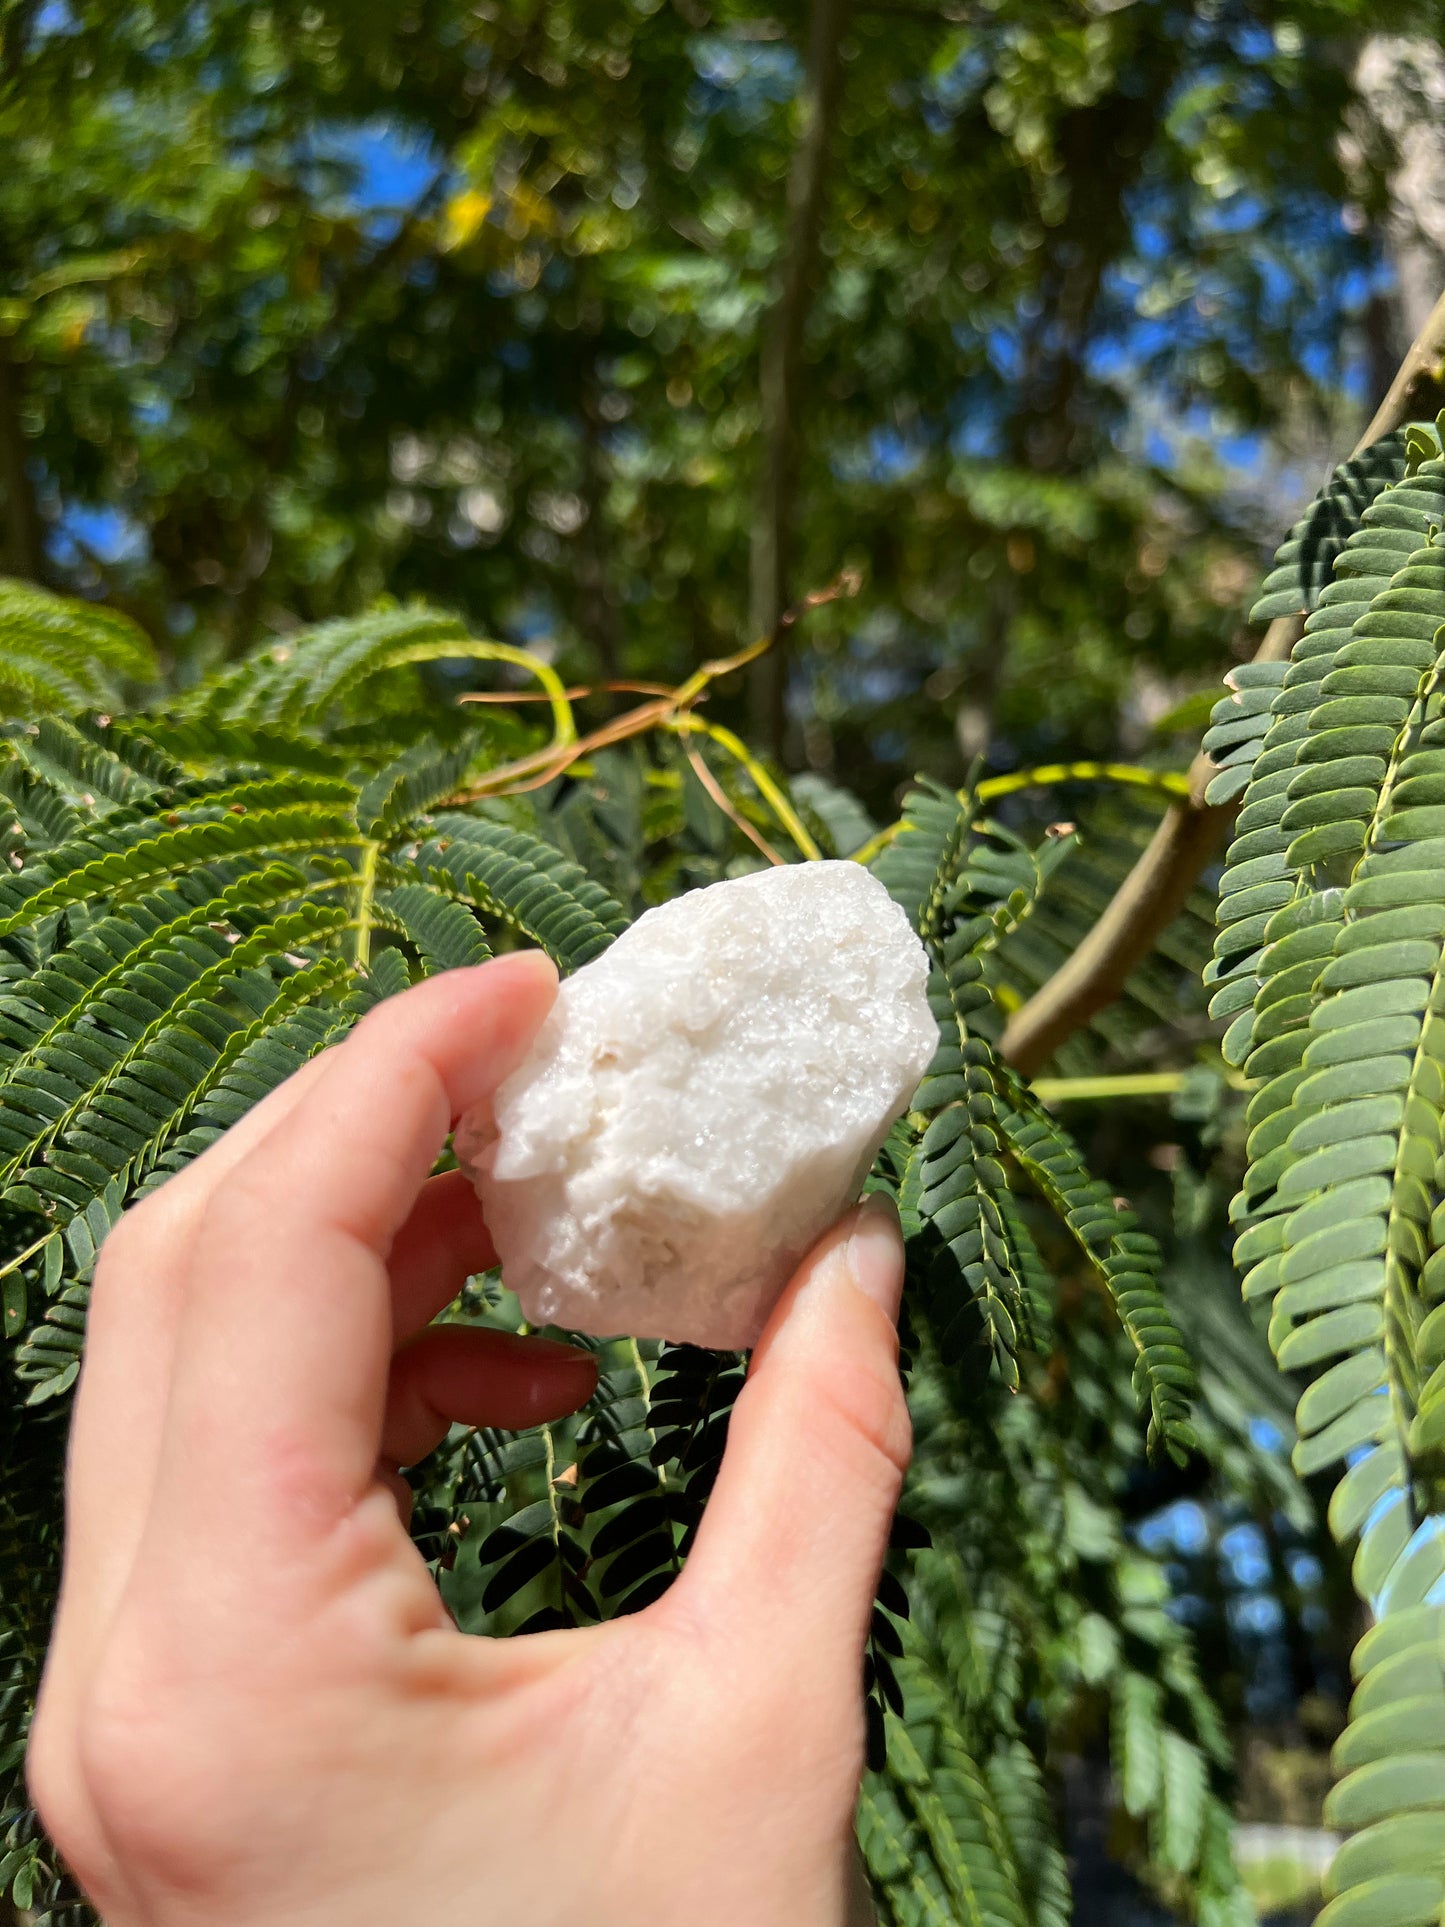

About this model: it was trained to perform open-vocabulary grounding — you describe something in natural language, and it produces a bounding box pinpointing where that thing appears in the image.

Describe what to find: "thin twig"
[461,680,677,703]
[443,570,860,808]
[678,734,787,866]
[452,697,674,799]
[676,714,823,859]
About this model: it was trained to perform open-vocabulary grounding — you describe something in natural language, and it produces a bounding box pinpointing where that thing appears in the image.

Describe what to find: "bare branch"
[999,283,1445,1077]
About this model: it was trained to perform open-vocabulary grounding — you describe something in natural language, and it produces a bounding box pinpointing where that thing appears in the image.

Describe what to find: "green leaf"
[1324,1815,1445,1898]
[1114,1671,1163,1817]
[0,578,156,720]
[1326,1754,1445,1830]
[1315,1873,1445,1927]
[418,814,627,969]
[1249,433,1413,623]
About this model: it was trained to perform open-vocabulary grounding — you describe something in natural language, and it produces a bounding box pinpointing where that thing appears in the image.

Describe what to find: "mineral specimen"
[460,859,936,1349]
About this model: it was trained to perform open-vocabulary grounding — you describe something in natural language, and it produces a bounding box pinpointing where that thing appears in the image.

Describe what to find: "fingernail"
[846,1191,904,1318]
[485,947,559,987]
[504,1330,597,1368]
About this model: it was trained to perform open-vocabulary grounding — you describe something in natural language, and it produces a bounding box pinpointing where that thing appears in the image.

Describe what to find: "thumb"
[674,1193,911,1696]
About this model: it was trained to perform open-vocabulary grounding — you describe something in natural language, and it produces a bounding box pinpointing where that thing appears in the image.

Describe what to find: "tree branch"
[999,283,1445,1077]
[748,0,848,757]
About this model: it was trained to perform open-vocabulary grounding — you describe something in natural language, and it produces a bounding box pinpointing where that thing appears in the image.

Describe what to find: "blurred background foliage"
[7,0,1445,1918]
[7,0,1443,801]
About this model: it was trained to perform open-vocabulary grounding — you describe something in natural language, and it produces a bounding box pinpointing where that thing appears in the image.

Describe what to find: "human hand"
[29,952,911,1927]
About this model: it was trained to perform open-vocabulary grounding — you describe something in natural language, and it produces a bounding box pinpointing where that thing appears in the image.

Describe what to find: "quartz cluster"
[461,859,936,1349]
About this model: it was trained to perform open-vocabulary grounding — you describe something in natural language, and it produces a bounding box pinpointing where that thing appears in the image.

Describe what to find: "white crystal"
[461,860,936,1350]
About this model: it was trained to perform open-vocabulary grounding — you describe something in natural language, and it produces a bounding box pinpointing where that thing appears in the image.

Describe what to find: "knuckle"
[75,1664,244,1886]
[87,1196,190,1340]
[25,1698,79,1851]
[197,1157,299,1262]
[855,1383,914,1484]
[818,1355,914,1483]
[90,1212,149,1294]
[91,1181,192,1292]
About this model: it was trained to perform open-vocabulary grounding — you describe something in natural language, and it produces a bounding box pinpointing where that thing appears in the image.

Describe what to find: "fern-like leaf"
[1249,428,1416,624]
[1219,423,1445,1927]
[416,813,627,969]
[0,580,156,721]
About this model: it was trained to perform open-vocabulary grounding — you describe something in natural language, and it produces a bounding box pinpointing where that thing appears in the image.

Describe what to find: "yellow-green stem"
[353,838,380,969]
[0,1228,53,1291]
[395,638,578,751]
[1030,1069,1246,1104]
[976,761,1189,804]
[849,763,1188,869]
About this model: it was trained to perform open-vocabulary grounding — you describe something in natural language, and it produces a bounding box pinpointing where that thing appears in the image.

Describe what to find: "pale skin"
[28,950,912,1926]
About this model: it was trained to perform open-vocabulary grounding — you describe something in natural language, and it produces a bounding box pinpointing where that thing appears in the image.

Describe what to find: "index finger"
[156,951,558,1538]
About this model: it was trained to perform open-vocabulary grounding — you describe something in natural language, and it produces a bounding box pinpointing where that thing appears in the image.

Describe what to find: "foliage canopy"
[0,0,1416,791]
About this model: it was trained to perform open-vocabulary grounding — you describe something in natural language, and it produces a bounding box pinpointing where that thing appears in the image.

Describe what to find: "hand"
[29,952,911,1927]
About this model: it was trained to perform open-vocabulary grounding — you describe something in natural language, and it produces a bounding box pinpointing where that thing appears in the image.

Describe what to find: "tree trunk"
[1355,37,1445,342]
[0,331,43,581]
[578,353,622,680]
[748,0,848,759]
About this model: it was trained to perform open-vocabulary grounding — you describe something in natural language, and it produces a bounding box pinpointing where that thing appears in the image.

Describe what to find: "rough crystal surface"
[461,860,936,1349]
